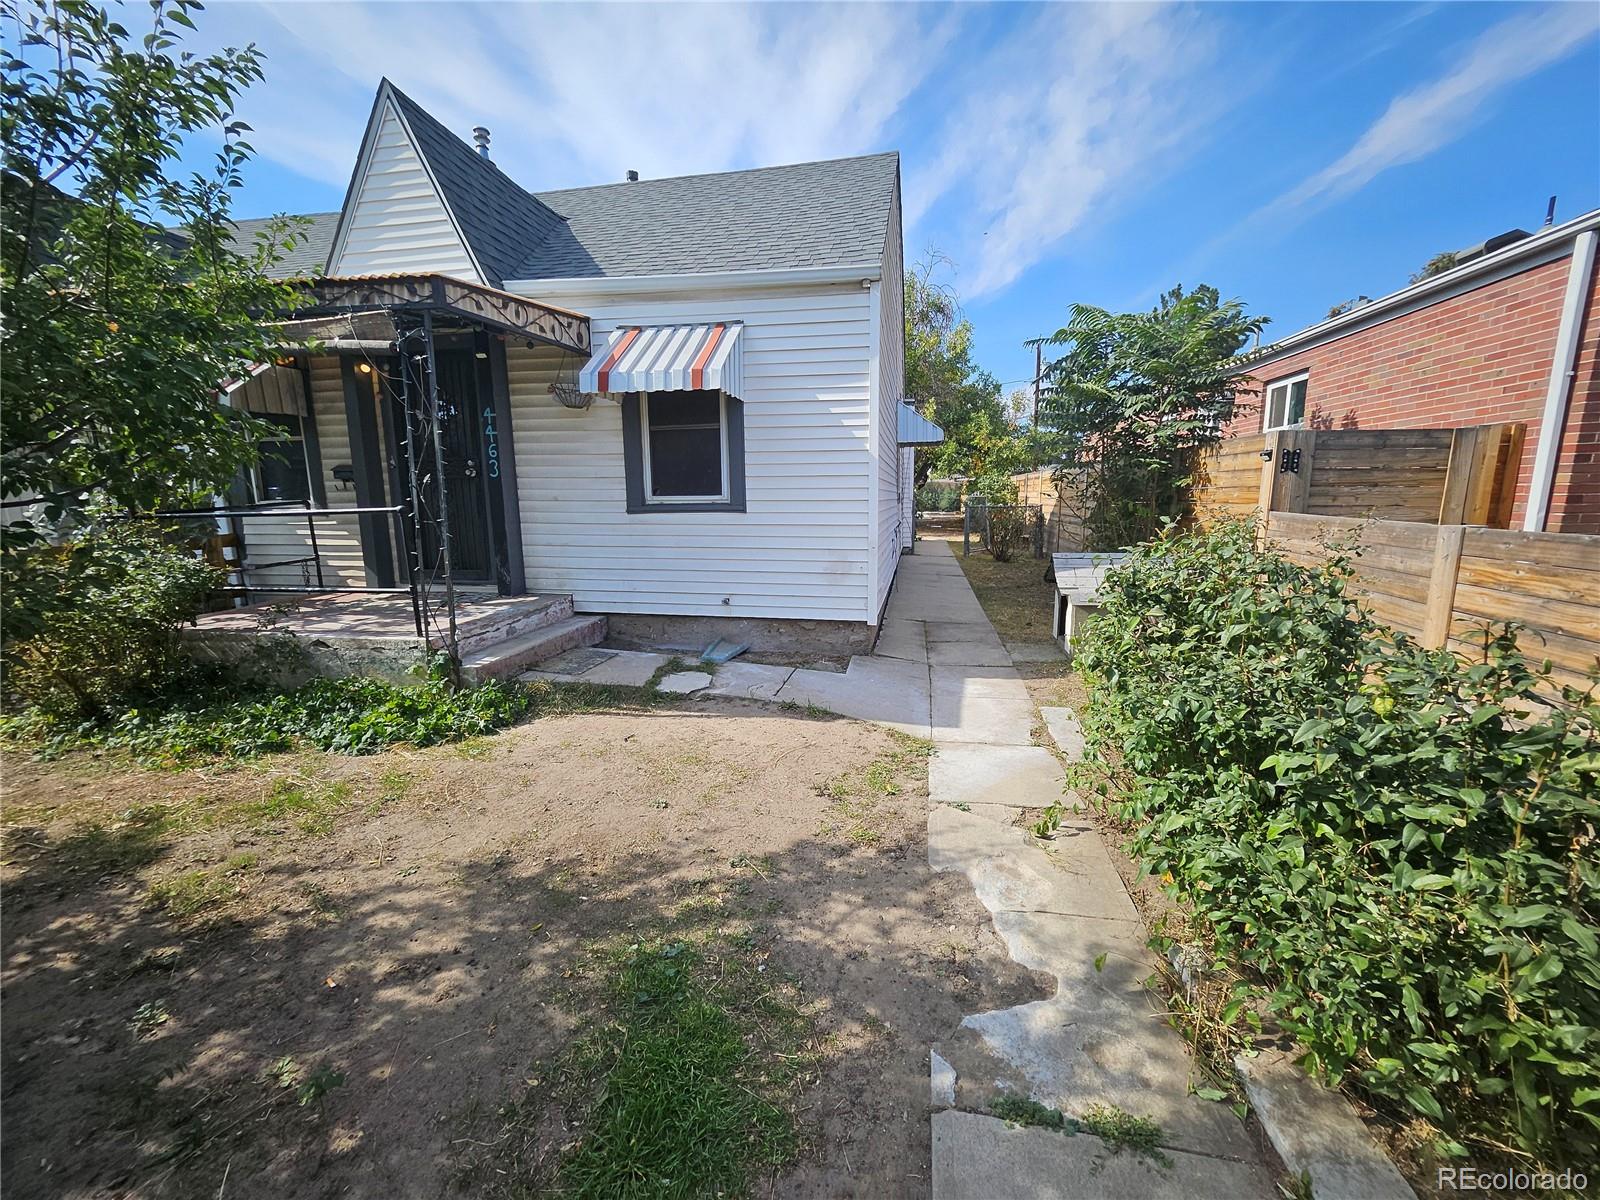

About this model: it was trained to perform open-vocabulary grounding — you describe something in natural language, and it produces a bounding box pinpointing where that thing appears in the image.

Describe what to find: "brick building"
[1229,209,1600,534]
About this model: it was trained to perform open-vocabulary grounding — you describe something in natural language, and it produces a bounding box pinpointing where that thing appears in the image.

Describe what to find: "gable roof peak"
[352,78,566,287]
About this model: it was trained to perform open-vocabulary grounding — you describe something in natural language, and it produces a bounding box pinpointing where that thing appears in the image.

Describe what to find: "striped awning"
[578,323,744,398]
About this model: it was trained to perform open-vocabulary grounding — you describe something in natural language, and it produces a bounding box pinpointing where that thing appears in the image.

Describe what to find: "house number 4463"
[482,406,501,479]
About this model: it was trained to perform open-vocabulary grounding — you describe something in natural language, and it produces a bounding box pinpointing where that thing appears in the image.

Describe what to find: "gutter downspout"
[1524,229,1597,532]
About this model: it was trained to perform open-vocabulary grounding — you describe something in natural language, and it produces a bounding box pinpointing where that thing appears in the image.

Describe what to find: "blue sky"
[186,1,1598,394]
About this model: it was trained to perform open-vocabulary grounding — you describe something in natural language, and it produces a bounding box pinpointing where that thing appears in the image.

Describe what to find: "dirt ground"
[2,697,1045,1200]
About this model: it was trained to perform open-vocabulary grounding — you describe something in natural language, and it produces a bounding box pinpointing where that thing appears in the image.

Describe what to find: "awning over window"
[225,362,307,416]
[578,323,745,398]
[898,401,945,446]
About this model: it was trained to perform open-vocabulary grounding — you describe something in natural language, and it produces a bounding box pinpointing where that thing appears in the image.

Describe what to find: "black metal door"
[388,348,494,584]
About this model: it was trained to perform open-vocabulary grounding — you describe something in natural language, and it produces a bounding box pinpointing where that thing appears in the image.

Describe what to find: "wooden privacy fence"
[1010,467,1090,553]
[1265,512,1600,694]
[1195,423,1525,527]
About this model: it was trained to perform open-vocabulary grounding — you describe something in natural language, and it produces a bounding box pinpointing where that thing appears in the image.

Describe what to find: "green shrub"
[1076,517,1599,1164]
[915,483,961,512]
[986,507,1029,563]
[3,521,223,718]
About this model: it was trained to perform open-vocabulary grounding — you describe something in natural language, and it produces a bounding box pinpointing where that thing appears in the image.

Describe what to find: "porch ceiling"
[281,273,590,354]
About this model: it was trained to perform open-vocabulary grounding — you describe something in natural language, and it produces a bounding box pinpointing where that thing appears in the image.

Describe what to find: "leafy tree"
[904,255,1028,484]
[1,0,306,536]
[1034,285,1267,549]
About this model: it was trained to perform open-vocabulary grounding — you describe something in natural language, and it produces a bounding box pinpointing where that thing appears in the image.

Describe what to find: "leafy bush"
[915,483,961,512]
[3,521,223,718]
[986,507,1029,563]
[1076,518,1599,1164]
[968,471,1018,507]
[6,672,668,767]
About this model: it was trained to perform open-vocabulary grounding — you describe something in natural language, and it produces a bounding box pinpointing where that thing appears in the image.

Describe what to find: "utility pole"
[1032,343,1042,430]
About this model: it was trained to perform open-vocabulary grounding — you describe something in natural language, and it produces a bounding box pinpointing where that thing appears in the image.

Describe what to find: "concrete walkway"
[530,541,1276,1196]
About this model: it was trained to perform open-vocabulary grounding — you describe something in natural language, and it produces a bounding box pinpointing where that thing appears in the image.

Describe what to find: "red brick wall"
[1229,252,1600,533]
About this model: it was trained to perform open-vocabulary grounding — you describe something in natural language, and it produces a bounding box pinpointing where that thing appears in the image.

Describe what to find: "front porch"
[184,590,606,683]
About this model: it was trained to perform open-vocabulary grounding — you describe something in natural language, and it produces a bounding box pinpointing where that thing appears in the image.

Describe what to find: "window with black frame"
[252,414,313,503]
[642,390,727,502]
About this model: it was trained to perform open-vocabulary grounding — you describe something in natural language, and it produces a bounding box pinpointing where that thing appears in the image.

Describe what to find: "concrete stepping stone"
[932,1111,1277,1200]
[657,670,713,694]
[1237,1049,1416,1199]
[1040,705,1086,760]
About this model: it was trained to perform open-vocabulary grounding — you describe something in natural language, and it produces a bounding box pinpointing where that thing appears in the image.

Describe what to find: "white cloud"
[203,1,949,193]
[904,3,1223,298]
[1275,3,1599,212]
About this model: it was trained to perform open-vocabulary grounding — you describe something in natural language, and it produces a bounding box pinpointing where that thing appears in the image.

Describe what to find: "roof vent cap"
[626,169,639,182]
[472,126,491,160]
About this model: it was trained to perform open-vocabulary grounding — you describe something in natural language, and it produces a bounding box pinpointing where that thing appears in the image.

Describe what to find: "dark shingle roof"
[520,153,899,280]
[384,81,565,288]
[281,82,899,287]
[227,212,339,278]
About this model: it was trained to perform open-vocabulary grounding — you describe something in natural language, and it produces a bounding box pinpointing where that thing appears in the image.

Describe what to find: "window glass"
[255,414,311,503]
[1287,378,1307,426]
[645,391,724,499]
[1264,376,1308,431]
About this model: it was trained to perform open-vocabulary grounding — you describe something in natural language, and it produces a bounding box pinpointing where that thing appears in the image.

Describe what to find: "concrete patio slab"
[700,661,794,701]
[929,744,1066,812]
[932,1111,1276,1200]
[1005,640,1068,663]
[928,806,1140,924]
[944,908,1255,1159]
[522,648,668,687]
[873,618,929,663]
[931,689,1037,746]
[928,639,1014,667]
[774,654,932,738]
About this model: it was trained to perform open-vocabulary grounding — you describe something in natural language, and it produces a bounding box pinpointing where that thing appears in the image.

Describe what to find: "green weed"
[1080,1104,1171,1167]
[455,938,813,1199]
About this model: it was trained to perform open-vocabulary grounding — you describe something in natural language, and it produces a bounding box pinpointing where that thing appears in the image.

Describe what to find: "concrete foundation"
[601,612,878,656]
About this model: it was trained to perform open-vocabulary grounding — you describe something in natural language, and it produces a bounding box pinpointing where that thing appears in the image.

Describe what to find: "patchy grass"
[233,777,351,836]
[453,938,817,1199]
[952,547,1056,644]
[145,856,254,920]
[818,732,931,845]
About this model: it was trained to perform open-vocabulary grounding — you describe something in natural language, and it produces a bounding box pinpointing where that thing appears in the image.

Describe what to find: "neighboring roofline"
[502,262,883,298]
[1234,207,1600,376]
[532,149,900,199]
[323,80,489,286]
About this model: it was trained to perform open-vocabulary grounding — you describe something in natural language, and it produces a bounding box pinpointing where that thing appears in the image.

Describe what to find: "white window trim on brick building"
[1263,372,1310,431]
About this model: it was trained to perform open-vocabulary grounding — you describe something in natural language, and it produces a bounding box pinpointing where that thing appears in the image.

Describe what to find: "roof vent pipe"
[472,127,491,160]
[626,169,639,182]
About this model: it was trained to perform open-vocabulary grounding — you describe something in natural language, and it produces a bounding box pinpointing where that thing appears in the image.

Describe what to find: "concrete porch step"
[460,614,607,683]
[448,594,576,657]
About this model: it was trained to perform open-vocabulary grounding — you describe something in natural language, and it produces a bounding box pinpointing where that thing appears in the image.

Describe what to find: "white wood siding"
[505,284,874,622]
[329,103,480,282]
[874,187,905,616]
[241,358,370,591]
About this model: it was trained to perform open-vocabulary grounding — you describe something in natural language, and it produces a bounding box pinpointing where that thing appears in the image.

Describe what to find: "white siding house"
[234,78,909,648]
